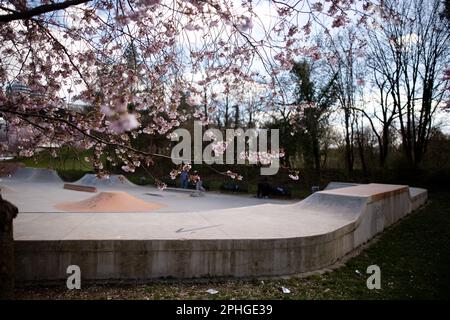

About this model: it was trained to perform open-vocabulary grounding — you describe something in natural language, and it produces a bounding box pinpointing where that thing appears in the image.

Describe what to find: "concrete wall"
[410,188,428,211]
[14,185,427,282]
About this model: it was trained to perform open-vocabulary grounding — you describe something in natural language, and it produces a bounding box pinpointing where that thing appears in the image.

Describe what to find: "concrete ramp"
[13,182,428,282]
[55,191,165,212]
[8,167,63,183]
[292,191,367,221]
[0,184,16,194]
[409,187,428,211]
[319,183,413,246]
[74,173,136,188]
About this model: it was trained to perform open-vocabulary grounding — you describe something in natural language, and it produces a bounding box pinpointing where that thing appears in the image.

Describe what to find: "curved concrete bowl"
[12,182,427,282]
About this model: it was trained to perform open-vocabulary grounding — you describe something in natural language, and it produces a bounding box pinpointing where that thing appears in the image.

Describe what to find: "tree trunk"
[356,132,369,178]
[344,109,354,174]
[379,126,389,167]
[0,195,18,299]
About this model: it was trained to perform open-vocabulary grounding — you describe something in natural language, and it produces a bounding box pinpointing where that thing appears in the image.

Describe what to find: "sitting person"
[190,171,205,196]
[257,177,271,198]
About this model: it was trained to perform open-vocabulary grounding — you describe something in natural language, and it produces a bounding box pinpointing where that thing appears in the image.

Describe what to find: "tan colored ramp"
[55,191,165,212]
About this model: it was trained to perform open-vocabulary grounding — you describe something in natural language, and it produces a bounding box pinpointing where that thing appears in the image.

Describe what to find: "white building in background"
[0,117,14,160]
[6,81,32,95]
[67,101,90,112]
[0,82,29,145]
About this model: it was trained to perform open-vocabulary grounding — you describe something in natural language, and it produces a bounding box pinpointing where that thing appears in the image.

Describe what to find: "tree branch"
[0,0,92,23]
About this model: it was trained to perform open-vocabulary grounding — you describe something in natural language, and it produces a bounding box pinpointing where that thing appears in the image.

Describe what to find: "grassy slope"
[13,192,450,300]
[19,148,92,172]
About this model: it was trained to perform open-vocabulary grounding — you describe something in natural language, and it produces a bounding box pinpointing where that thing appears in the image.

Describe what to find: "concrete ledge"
[163,187,195,194]
[63,184,97,193]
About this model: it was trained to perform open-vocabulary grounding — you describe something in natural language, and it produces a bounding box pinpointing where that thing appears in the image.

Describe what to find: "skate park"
[1,167,427,282]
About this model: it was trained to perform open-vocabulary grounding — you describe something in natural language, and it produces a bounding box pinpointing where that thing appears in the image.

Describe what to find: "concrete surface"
[0,168,428,281]
[6,167,63,183]
[1,180,290,213]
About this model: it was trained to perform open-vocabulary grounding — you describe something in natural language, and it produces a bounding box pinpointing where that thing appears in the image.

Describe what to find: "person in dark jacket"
[257,177,271,198]
[180,168,189,189]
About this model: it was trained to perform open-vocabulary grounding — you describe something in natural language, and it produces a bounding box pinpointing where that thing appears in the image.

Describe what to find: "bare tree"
[355,70,398,167]
[364,0,450,166]
[326,30,362,173]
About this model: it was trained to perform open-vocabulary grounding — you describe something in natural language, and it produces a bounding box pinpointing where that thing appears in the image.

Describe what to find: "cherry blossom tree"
[0,0,373,184]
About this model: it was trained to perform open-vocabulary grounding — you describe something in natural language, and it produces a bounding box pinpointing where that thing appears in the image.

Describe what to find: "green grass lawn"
[13,192,450,300]
[18,148,93,173]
